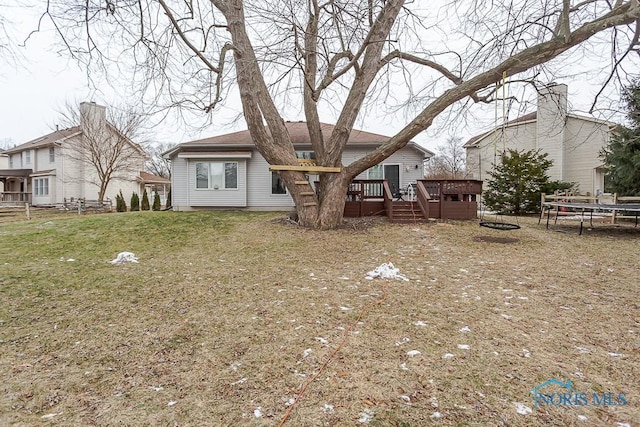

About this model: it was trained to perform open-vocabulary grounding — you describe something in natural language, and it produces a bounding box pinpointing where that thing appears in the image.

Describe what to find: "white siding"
[171,157,189,210]
[187,159,247,207]
[246,153,296,209]
[345,146,426,186]
[0,155,6,192]
[563,117,609,195]
[467,122,537,184]
[172,145,427,210]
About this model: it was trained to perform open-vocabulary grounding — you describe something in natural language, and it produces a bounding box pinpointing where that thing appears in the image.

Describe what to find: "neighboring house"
[164,121,433,211]
[464,84,613,195]
[138,171,171,206]
[0,153,7,193]
[0,102,161,206]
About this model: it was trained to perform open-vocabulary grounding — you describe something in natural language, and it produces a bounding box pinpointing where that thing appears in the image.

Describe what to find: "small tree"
[425,136,467,179]
[116,190,127,212]
[483,149,553,215]
[141,188,150,211]
[152,192,161,211]
[600,79,640,196]
[130,192,140,211]
[166,189,172,209]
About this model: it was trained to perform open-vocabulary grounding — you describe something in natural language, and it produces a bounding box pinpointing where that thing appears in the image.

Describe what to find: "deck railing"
[0,192,32,204]
[346,179,386,200]
[416,181,431,218]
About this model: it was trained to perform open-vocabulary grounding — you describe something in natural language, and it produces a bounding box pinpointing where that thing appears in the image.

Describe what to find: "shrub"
[141,189,150,211]
[152,192,161,211]
[130,192,140,211]
[166,188,172,208]
[116,190,127,212]
[483,149,552,215]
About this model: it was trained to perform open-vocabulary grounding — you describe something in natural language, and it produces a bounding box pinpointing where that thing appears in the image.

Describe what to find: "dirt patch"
[473,235,520,244]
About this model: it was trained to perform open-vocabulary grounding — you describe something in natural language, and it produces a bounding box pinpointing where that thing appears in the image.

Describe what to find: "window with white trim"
[25,150,31,165]
[366,164,383,179]
[49,147,55,162]
[34,177,49,196]
[295,151,316,160]
[271,172,287,194]
[195,162,238,189]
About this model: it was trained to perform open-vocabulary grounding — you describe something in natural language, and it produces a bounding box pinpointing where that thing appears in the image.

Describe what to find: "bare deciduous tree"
[37,0,640,228]
[425,136,467,179]
[59,102,147,202]
[146,143,174,179]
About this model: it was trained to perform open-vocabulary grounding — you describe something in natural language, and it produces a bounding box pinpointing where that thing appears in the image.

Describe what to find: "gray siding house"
[464,84,613,196]
[165,122,433,211]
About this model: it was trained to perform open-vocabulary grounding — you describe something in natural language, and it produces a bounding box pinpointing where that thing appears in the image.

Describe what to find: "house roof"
[0,169,32,178]
[138,171,171,184]
[464,112,536,148]
[464,111,615,148]
[165,121,434,157]
[3,127,81,154]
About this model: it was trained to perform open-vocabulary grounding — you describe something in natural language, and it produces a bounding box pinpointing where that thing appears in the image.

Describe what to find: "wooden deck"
[343,179,482,222]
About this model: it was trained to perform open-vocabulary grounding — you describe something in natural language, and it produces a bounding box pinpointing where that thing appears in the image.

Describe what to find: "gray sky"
[0,2,632,152]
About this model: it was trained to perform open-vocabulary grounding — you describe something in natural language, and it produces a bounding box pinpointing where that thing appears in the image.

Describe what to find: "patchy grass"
[0,212,638,426]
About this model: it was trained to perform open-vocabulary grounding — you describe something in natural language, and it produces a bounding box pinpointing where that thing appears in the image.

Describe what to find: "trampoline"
[539,202,640,235]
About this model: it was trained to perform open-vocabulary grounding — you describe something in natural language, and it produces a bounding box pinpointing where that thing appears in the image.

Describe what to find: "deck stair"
[389,200,427,223]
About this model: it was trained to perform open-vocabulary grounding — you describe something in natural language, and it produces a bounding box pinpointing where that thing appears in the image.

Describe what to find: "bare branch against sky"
[58,101,147,202]
[11,0,640,227]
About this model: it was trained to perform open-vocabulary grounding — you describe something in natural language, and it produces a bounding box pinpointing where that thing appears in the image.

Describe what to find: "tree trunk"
[285,171,350,229]
[317,173,350,229]
[98,182,107,202]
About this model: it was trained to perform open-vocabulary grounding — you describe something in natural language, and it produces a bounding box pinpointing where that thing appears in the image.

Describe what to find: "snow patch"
[514,402,532,415]
[303,348,312,358]
[366,262,408,281]
[254,407,263,418]
[322,403,334,413]
[395,337,410,346]
[358,408,375,423]
[457,344,470,350]
[442,353,455,359]
[167,400,177,407]
[110,252,138,264]
[406,350,421,357]
[41,413,61,419]
[431,412,442,419]
[413,321,428,327]
[577,415,588,421]
[608,352,624,357]
[459,326,471,333]
[315,337,328,345]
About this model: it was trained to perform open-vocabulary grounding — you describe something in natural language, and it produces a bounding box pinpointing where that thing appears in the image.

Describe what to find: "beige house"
[464,84,613,196]
[164,121,433,211]
[0,102,156,206]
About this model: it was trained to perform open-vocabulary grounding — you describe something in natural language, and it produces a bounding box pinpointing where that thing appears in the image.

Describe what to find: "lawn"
[0,211,638,426]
